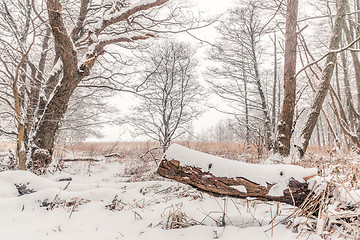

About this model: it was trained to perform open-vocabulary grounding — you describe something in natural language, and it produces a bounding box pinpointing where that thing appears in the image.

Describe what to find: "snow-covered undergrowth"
[0,170,312,240]
[1,143,358,240]
[0,165,318,239]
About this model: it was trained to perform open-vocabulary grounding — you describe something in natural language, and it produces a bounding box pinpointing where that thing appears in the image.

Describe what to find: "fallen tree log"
[156,144,317,206]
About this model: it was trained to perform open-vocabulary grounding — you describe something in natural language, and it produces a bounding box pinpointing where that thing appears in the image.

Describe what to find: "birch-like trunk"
[13,83,26,170]
[251,43,272,149]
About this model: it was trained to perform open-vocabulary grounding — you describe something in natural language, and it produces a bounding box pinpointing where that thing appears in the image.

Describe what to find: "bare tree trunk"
[274,0,298,156]
[343,21,360,113]
[30,0,87,172]
[272,31,278,133]
[243,54,250,148]
[341,47,354,128]
[335,58,341,100]
[356,0,360,48]
[320,115,326,146]
[14,83,26,170]
[316,121,321,147]
[299,0,347,157]
[251,49,272,149]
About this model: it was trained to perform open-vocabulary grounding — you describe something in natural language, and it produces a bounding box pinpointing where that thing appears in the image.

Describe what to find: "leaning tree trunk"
[31,75,82,172]
[157,144,317,206]
[30,0,168,173]
[343,21,360,116]
[274,0,298,157]
[299,0,347,157]
[30,0,88,173]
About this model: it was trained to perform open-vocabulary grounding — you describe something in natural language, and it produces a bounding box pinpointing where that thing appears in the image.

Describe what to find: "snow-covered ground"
[0,150,324,240]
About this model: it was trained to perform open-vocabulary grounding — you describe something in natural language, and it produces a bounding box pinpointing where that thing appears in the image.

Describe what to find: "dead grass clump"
[277,174,360,239]
[42,195,91,218]
[105,195,127,211]
[161,202,199,229]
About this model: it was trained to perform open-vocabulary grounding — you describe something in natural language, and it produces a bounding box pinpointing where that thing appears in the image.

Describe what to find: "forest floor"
[0,141,358,239]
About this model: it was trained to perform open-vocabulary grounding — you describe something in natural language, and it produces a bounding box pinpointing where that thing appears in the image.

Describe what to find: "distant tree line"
[1,0,360,172]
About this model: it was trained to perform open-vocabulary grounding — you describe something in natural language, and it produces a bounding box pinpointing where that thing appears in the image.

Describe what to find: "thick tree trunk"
[30,0,85,172]
[31,77,80,171]
[299,0,347,157]
[157,158,314,206]
[274,0,298,157]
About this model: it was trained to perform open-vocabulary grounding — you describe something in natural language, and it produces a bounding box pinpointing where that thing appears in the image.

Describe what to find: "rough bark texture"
[275,0,298,157]
[272,31,278,133]
[250,35,272,148]
[31,0,81,172]
[157,159,313,206]
[242,56,250,148]
[341,49,354,128]
[299,0,347,157]
[29,0,169,173]
[343,21,360,114]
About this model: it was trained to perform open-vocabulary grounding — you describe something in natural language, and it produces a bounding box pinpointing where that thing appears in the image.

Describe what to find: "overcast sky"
[96,0,237,142]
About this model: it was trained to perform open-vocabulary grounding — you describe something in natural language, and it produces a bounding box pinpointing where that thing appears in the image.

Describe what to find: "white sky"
[95,0,237,142]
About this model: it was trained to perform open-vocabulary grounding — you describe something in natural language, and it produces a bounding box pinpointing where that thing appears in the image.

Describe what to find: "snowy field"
[0,142,357,240]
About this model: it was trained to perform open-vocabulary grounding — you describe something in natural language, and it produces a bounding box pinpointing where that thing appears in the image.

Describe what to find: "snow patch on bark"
[231,185,247,193]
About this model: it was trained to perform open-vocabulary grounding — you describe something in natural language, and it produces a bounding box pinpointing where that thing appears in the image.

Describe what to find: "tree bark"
[274,0,298,156]
[343,21,360,113]
[251,46,272,149]
[243,54,250,148]
[30,0,82,172]
[14,83,26,170]
[272,31,278,134]
[29,0,169,173]
[299,0,347,157]
[341,47,354,128]
[157,158,314,206]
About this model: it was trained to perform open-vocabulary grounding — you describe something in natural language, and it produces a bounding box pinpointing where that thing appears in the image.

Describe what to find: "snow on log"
[156,144,318,206]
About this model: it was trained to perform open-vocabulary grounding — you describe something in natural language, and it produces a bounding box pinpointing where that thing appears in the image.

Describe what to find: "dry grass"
[52,141,271,164]
[3,139,360,238]
[0,140,353,168]
[181,141,271,163]
[0,140,347,168]
[55,141,159,159]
